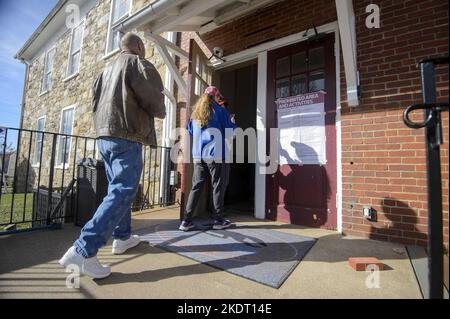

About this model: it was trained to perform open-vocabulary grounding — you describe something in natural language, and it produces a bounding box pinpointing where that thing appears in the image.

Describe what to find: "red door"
[266,34,337,230]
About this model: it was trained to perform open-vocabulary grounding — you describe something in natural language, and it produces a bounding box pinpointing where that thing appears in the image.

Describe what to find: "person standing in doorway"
[207,87,234,213]
[179,86,236,231]
[59,33,166,279]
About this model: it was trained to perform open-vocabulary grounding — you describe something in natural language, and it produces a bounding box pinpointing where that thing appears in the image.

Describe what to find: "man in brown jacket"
[59,33,165,279]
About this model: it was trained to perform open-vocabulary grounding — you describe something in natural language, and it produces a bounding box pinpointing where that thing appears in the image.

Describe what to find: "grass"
[0,193,34,230]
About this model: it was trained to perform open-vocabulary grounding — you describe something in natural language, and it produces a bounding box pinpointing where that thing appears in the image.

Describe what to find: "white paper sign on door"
[276,91,326,165]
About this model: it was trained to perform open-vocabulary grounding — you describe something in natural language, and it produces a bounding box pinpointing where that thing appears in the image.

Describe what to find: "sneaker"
[213,219,232,230]
[112,235,141,255]
[179,220,195,231]
[58,246,111,279]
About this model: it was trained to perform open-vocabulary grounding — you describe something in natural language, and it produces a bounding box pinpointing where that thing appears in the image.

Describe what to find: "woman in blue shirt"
[179,86,236,231]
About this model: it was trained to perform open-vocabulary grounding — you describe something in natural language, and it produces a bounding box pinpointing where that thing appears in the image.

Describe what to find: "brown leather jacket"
[92,51,166,146]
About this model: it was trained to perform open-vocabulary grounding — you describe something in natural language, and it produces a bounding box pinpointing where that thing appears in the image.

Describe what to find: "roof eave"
[14,0,69,61]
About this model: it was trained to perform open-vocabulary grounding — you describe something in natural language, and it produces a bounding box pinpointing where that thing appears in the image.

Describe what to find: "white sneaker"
[58,246,111,279]
[112,235,141,255]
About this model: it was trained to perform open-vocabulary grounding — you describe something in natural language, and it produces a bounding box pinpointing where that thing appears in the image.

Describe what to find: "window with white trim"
[67,20,85,77]
[194,53,212,96]
[56,107,74,168]
[41,48,55,92]
[106,0,132,54]
[33,116,46,165]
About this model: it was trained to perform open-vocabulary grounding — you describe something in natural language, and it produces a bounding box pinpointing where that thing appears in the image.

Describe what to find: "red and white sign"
[276,91,326,165]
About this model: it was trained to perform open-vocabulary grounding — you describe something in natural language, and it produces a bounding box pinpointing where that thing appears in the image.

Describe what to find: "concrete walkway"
[0,206,422,299]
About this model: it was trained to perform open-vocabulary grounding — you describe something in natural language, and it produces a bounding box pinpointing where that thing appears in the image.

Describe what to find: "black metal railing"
[0,127,175,234]
[403,56,449,299]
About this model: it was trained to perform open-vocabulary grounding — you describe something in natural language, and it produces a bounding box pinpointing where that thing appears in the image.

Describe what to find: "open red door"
[266,33,338,230]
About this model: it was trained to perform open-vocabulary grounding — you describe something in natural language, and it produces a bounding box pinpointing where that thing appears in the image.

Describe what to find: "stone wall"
[17,0,166,194]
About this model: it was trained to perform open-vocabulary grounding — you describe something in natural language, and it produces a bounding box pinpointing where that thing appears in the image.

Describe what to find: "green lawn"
[0,193,34,230]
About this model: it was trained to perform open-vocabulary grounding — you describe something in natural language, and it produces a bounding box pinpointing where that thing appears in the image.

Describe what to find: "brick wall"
[342,0,449,250]
[201,0,337,56]
[179,0,449,250]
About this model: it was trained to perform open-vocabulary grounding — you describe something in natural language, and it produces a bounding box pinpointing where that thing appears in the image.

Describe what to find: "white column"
[254,51,267,219]
[159,32,177,202]
[335,0,359,106]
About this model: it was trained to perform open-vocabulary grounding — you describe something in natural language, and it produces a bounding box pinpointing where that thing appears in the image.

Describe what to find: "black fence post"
[421,60,444,299]
[47,134,58,225]
[9,129,22,223]
[0,128,8,207]
[404,56,449,299]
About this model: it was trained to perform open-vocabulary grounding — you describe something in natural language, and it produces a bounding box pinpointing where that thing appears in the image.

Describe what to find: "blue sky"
[0,0,59,130]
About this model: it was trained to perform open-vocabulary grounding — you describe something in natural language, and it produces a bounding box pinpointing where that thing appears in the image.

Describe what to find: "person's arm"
[92,72,103,113]
[186,119,194,136]
[128,57,166,119]
[222,108,237,131]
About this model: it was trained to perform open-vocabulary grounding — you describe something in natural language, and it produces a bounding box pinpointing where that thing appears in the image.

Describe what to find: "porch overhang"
[116,0,359,105]
[115,0,281,98]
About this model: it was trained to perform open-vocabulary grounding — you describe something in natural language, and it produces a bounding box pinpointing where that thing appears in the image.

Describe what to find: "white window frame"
[105,0,133,56]
[55,105,75,169]
[65,19,85,79]
[32,116,46,167]
[41,47,56,93]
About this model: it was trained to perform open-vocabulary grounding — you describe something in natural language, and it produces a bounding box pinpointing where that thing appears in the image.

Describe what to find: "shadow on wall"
[369,197,428,247]
[276,141,331,227]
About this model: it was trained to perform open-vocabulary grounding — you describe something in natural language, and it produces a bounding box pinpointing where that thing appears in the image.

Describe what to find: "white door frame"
[212,21,342,232]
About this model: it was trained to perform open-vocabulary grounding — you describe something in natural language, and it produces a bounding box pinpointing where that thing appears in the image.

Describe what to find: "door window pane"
[309,71,325,92]
[309,47,324,69]
[292,74,307,95]
[292,52,307,73]
[276,78,290,98]
[276,56,290,78]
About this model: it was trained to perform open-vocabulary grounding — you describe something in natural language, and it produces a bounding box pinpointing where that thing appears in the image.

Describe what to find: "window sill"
[39,90,49,97]
[102,48,120,60]
[54,165,71,170]
[63,73,79,82]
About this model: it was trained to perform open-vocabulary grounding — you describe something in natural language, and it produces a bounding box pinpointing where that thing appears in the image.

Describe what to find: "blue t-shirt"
[187,102,236,161]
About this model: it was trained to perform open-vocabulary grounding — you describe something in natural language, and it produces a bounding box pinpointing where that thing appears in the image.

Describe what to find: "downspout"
[18,59,31,129]
[116,0,183,34]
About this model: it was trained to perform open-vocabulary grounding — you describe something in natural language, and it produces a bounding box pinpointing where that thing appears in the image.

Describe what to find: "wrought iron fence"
[0,127,175,234]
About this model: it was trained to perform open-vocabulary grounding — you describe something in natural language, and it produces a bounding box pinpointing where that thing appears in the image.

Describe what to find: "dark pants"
[209,163,229,213]
[184,161,227,221]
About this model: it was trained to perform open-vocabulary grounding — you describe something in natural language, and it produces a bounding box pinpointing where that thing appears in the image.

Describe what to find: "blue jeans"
[74,137,143,258]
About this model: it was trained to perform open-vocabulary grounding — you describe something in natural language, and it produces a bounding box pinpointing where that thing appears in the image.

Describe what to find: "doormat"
[137,220,316,288]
